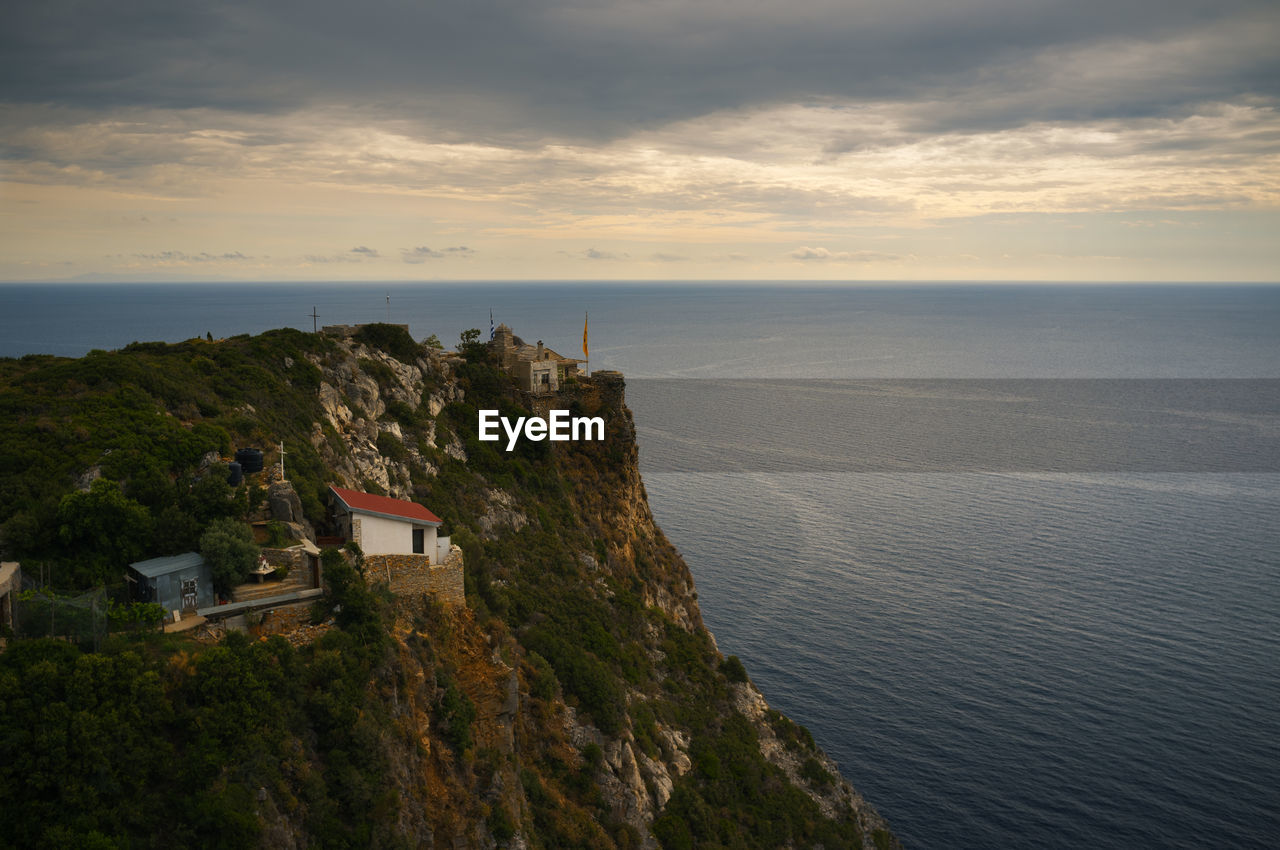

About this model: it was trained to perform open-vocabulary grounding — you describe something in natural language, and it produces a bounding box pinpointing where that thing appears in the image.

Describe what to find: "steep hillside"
[0,326,898,849]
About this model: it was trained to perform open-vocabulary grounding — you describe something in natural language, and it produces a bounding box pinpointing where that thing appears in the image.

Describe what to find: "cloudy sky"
[2,0,1278,281]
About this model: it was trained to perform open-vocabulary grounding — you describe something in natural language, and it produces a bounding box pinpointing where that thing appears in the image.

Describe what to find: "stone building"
[489,323,584,394]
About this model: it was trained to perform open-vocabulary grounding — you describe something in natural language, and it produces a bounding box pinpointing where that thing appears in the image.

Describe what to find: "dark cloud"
[350,246,379,257]
[3,1,1276,141]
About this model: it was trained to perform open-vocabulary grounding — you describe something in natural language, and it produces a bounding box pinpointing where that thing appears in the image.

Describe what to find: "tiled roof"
[330,486,442,525]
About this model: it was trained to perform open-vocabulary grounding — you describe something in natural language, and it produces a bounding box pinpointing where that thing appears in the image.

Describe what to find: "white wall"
[355,513,438,558]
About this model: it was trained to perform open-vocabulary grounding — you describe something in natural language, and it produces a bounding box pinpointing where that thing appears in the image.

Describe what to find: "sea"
[2,282,1277,848]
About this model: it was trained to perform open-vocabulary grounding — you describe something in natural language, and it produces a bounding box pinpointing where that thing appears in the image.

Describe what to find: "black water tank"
[235,447,264,473]
[227,462,243,486]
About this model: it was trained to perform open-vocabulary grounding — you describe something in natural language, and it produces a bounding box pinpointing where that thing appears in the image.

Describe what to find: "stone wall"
[365,546,465,606]
[522,370,624,420]
[261,547,306,570]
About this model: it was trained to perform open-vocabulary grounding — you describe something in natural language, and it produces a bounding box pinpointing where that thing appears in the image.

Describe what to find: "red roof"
[330,486,442,525]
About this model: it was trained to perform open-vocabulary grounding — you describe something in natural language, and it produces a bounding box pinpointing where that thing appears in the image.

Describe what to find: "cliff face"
[297,332,897,849]
[0,327,898,850]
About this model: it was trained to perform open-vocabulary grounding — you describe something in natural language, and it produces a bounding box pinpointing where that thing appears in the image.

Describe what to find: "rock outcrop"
[293,332,899,849]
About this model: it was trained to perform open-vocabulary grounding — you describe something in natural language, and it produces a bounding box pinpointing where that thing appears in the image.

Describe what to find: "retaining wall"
[365,545,465,606]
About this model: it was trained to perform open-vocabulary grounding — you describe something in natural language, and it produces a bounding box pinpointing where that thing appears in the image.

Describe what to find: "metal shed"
[128,552,215,614]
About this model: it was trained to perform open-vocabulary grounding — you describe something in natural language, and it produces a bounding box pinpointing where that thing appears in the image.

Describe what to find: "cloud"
[790,246,903,262]
[303,253,362,264]
[2,1,1275,143]
[401,245,475,263]
[583,248,628,260]
[3,1,1278,281]
[127,250,252,263]
[404,246,443,261]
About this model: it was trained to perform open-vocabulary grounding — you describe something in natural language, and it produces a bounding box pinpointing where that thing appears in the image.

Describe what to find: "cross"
[309,306,319,333]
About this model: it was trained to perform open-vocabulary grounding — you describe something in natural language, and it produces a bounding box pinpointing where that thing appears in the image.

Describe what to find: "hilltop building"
[489,323,584,394]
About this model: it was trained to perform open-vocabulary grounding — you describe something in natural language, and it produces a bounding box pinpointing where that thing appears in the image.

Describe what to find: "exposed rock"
[267,481,315,541]
[638,750,673,808]
[318,382,353,428]
[335,359,385,420]
[295,333,895,849]
[74,464,102,492]
[656,724,692,777]
[731,680,897,844]
[443,437,467,462]
[477,489,529,539]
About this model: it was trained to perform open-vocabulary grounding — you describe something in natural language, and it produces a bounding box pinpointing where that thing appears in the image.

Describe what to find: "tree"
[200,517,258,594]
[57,479,153,586]
[459,328,481,347]
[423,333,443,350]
[183,470,239,524]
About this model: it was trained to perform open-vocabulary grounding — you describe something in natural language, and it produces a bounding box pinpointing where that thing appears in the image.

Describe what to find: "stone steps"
[232,574,312,603]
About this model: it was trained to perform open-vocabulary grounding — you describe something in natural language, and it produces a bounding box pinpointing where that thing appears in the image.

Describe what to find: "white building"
[329,486,448,561]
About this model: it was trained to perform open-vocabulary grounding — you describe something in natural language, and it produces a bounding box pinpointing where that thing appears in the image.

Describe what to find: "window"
[412,528,425,554]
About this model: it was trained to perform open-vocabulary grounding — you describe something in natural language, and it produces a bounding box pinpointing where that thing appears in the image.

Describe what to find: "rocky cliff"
[292,329,898,849]
[0,326,898,850]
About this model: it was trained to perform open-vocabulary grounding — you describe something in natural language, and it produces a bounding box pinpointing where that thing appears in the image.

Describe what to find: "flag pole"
[583,310,589,374]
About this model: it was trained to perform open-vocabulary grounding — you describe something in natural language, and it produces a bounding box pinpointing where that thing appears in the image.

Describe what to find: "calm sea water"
[3,282,1278,847]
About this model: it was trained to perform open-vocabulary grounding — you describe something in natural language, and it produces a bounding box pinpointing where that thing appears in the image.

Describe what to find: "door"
[181,578,198,611]
[412,528,425,555]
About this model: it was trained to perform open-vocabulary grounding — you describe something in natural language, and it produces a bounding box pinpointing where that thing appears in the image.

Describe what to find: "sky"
[2,0,1278,282]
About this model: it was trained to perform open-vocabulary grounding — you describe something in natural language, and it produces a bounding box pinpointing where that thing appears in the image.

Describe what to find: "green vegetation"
[353,323,422,364]
[0,327,890,849]
[720,654,749,683]
[0,612,396,848]
[0,329,336,591]
[200,517,259,594]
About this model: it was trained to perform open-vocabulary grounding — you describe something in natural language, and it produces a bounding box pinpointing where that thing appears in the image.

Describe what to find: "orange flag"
[583,311,589,359]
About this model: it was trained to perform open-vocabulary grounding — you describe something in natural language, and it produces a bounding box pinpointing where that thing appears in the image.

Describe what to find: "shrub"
[436,674,477,753]
[354,323,421,363]
[720,654,749,683]
[800,757,835,788]
[200,517,259,594]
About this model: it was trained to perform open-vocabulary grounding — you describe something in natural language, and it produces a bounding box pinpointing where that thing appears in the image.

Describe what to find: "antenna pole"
[279,440,287,482]
[310,306,319,333]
